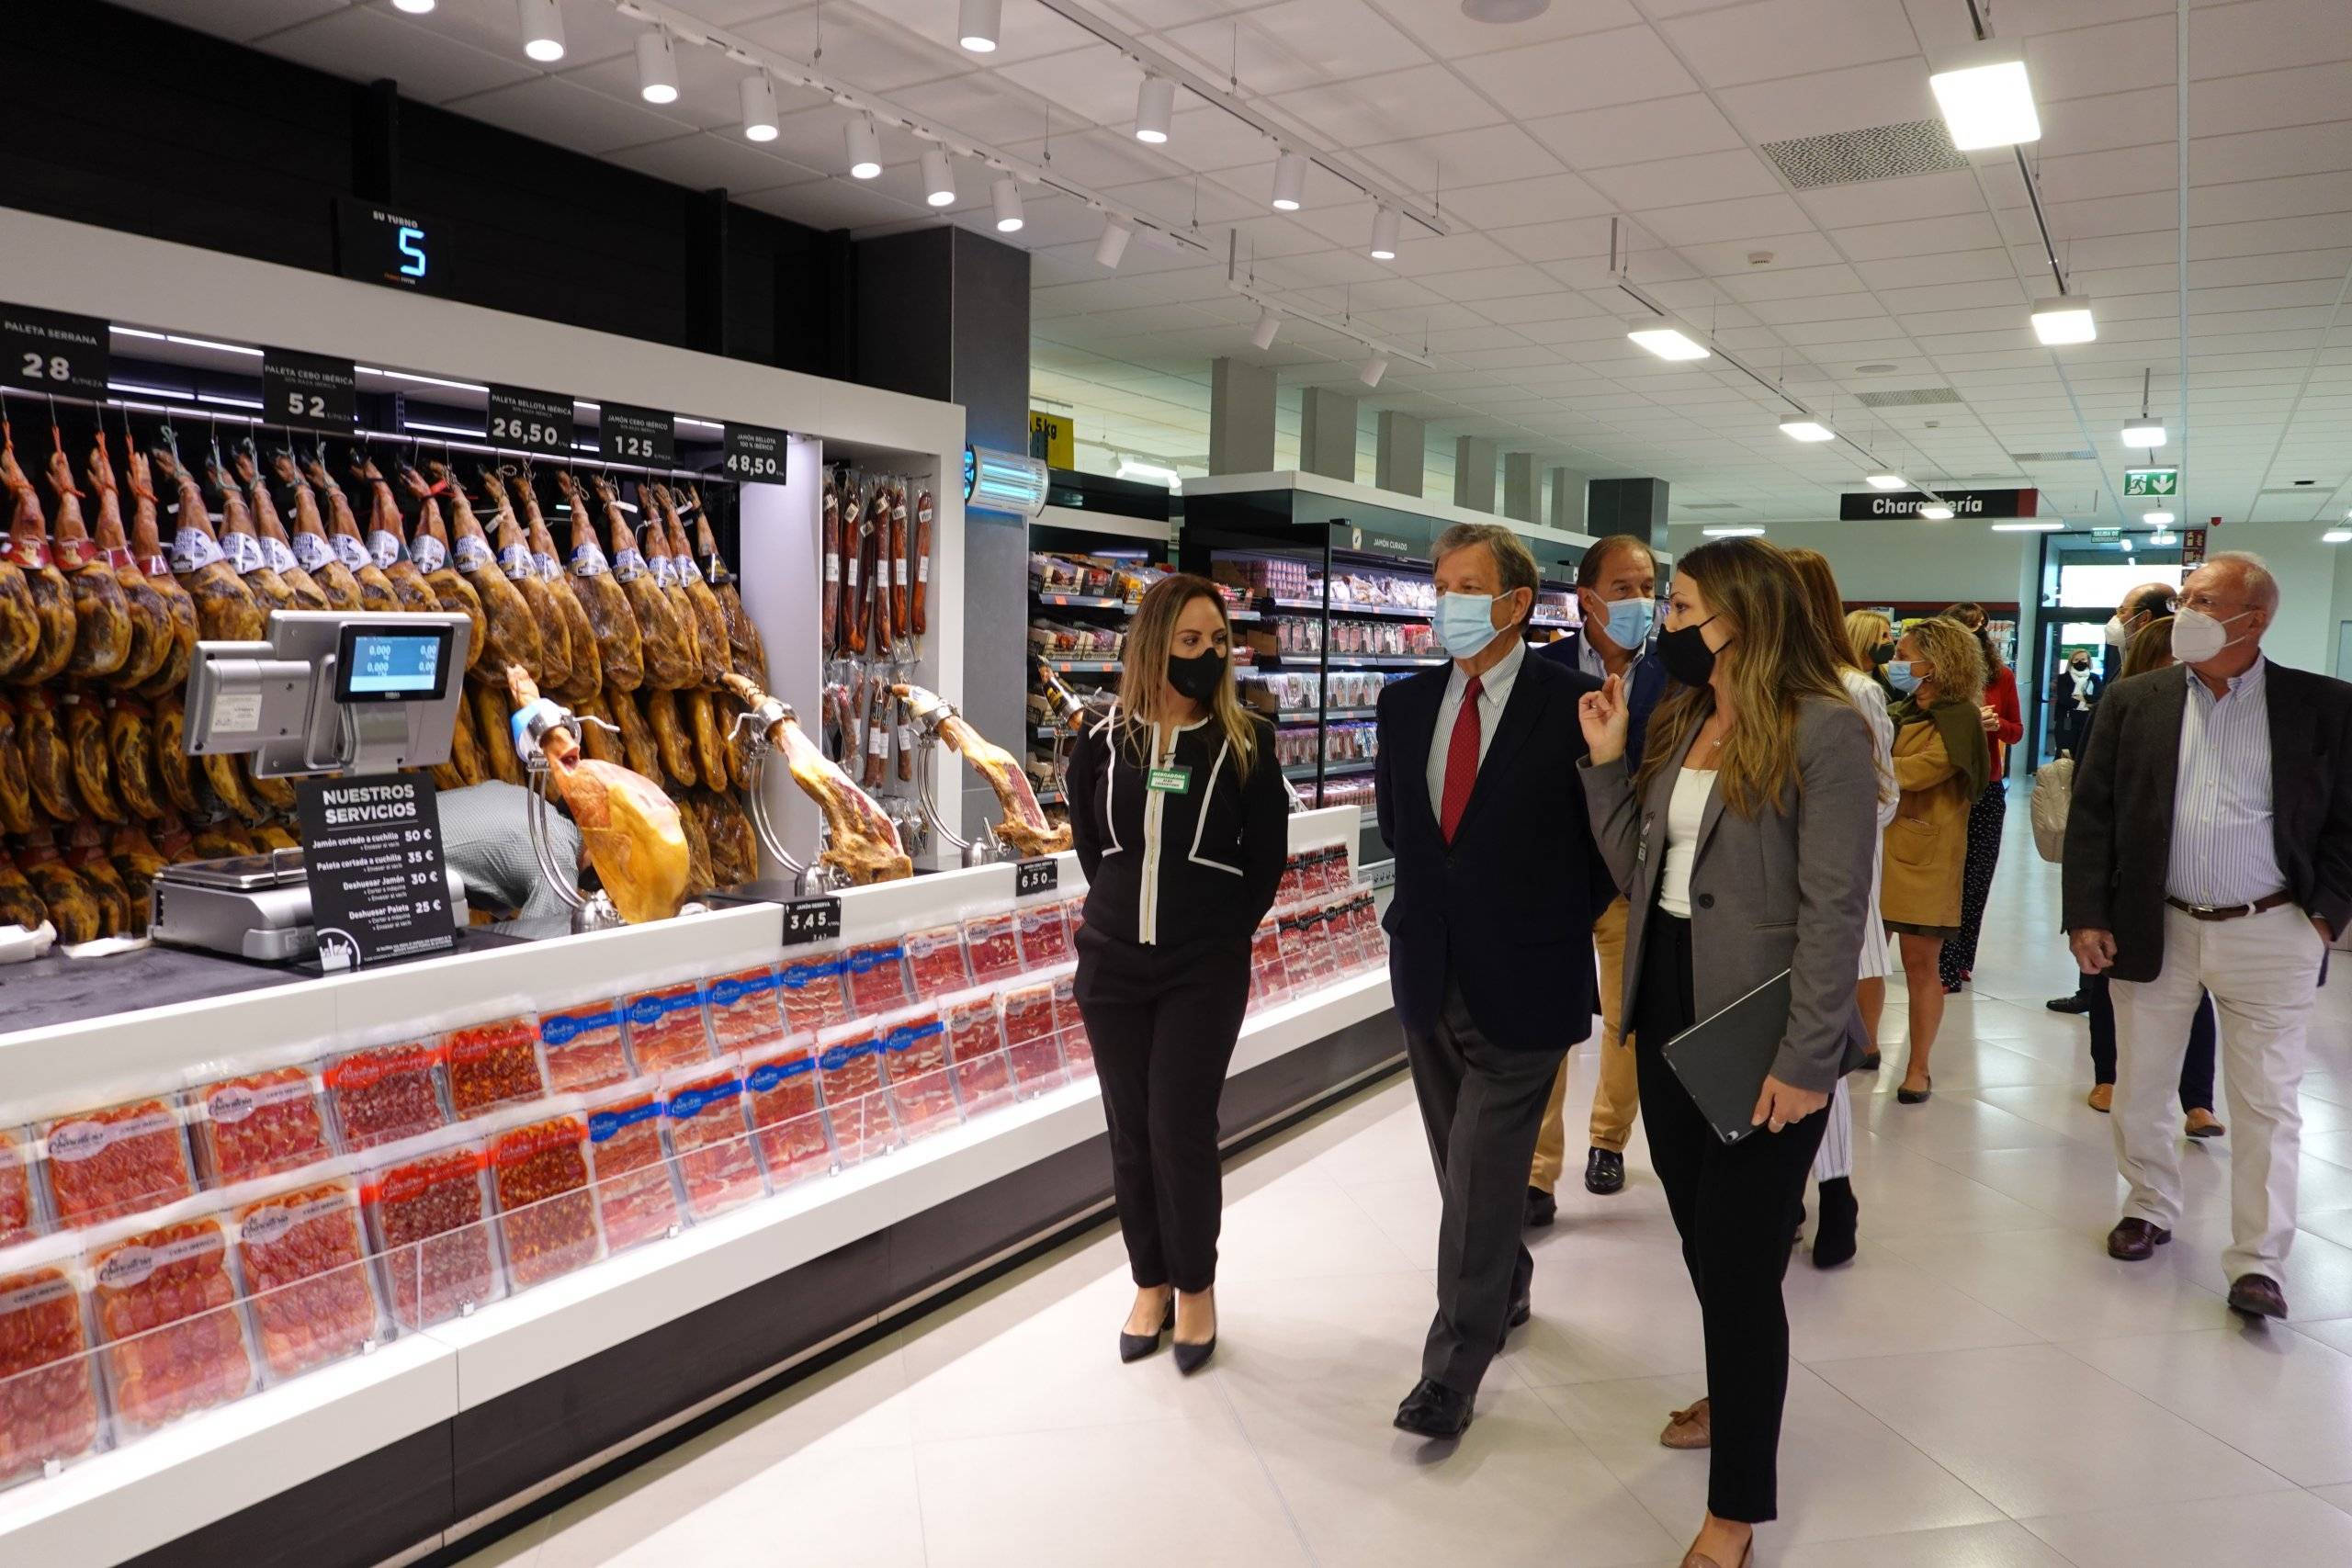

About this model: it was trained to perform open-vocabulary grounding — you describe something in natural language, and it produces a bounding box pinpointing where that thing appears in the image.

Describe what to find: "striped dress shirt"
[2165,660,2285,908]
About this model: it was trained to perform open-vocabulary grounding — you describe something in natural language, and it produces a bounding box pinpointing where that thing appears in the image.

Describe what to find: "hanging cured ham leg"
[87,432,171,687]
[2,417,76,684]
[506,666,689,926]
[155,436,265,644]
[47,434,131,679]
[272,447,362,611]
[891,682,1071,857]
[722,672,911,886]
[302,451,401,613]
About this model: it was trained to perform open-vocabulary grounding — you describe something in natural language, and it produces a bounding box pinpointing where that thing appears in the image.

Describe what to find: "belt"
[2165,891,2295,922]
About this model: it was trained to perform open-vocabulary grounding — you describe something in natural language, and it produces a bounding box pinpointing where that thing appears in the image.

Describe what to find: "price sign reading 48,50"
[724,422,789,483]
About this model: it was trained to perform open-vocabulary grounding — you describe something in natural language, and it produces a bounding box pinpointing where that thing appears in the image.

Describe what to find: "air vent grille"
[1761,120,1970,189]
[1855,387,1963,408]
[2008,450,2098,462]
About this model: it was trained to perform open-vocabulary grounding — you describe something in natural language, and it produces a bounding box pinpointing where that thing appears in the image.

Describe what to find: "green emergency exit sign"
[2124,468,2178,497]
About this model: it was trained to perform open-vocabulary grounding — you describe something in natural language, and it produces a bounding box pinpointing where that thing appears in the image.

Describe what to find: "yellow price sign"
[1029,410,1073,468]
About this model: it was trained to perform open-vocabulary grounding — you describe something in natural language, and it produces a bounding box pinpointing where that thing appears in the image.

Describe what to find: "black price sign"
[262,348,356,428]
[2,304,108,398]
[600,403,674,466]
[723,422,788,482]
[487,385,575,455]
[295,774,456,971]
[1014,858,1059,897]
[780,895,842,947]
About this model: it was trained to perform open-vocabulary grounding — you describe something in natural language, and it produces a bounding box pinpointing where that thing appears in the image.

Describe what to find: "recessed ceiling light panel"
[1461,0,1552,19]
[1780,419,1835,443]
[1929,50,2041,150]
[1628,327,1709,361]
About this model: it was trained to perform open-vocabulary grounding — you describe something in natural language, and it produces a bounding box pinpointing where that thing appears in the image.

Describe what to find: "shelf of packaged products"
[1039,658,1124,673]
[1031,593,1259,623]
[1255,654,1447,670]
[1283,760,1378,782]
[1272,707,1379,722]
[1529,615,1575,629]
[1263,597,1430,621]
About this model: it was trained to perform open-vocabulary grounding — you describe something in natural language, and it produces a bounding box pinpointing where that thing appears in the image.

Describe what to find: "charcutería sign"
[1838,488,2037,521]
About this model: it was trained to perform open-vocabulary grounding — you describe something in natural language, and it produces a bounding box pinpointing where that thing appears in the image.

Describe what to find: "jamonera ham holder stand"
[901,688,1004,870]
[514,698,631,932]
[724,688,839,896]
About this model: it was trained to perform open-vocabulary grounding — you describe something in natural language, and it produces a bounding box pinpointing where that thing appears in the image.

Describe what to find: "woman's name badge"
[1147,766,1192,795]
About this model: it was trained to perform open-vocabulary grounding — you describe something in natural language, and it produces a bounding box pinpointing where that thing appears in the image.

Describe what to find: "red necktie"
[1440,674,1483,843]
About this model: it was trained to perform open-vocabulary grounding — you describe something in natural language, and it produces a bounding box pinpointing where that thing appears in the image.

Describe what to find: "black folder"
[1662,968,1793,1146]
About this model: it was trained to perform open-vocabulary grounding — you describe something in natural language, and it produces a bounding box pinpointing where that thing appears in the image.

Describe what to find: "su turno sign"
[1838,489,2037,521]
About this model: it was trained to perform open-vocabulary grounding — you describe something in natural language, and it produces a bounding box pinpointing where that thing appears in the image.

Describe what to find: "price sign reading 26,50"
[486,385,575,456]
[724,422,789,483]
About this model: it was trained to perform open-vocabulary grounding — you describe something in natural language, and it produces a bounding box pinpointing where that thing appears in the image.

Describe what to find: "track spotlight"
[741,74,779,141]
[922,147,956,207]
[1369,206,1399,261]
[1250,309,1281,350]
[1094,220,1131,268]
[992,175,1024,233]
[1271,151,1308,211]
[635,29,678,104]
[1135,74,1174,143]
[958,0,1001,53]
[516,0,564,62]
[1359,353,1390,389]
[845,117,883,180]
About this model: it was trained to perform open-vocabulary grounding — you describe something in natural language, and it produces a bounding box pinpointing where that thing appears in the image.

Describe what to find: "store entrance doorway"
[2031,536,2193,764]
[2041,617,2108,761]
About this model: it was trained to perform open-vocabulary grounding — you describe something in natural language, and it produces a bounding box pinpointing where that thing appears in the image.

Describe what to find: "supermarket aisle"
[458,806,2352,1568]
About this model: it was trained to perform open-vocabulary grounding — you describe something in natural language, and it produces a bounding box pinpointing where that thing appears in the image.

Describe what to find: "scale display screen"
[335,624,455,704]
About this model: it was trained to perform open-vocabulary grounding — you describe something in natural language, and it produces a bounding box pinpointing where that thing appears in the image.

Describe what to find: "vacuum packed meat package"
[961,911,1023,986]
[842,939,912,1017]
[439,1014,548,1120]
[622,983,713,1075]
[741,1042,831,1188]
[702,966,785,1057]
[942,991,1015,1117]
[813,1022,894,1164]
[364,1144,501,1329]
[40,1097,197,1227]
[1248,918,1291,1010]
[0,1259,104,1485]
[189,1066,334,1188]
[90,1214,256,1437]
[489,1115,603,1291]
[776,949,850,1034]
[1,1125,40,1245]
[876,1006,958,1139]
[537,999,633,1093]
[1015,899,1073,968]
[322,1041,449,1152]
[584,1085,682,1255]
[662,1066,764,1220]
[1050,971,1093,1077]
[232,1177,383,1382]
[1000,983,1069,1094]
[901,924,969,1000]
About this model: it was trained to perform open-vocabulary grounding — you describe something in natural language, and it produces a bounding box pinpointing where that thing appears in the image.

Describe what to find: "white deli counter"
[0,807,1396,1568]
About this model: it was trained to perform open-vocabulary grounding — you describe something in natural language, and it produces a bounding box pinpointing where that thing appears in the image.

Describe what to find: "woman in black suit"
[1066,572,1289,1374]
[1577,537,1877,1568]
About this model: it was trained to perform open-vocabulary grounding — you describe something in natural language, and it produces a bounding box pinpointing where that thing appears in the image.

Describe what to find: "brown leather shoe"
[2185,1108,2225,1138]
[1678,1539,1753,1568]
[1660,1396,1712,1450]
[2087,1083,2114,1112]
[2107,1217,2172,1260]
[2227,1273,2287,1319]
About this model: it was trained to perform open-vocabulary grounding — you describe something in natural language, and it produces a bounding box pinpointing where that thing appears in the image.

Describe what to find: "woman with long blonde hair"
[1578,537,1878,1567]
[1845,610,1894,693]
[1065,572,1288,1374]
[1879,616,1989,1102]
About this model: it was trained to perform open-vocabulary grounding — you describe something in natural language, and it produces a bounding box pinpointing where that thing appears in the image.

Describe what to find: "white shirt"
[1840,669,1899,831]
[1426,634,1527,814]
[2165,659,2284,908]
[1658,767,1716,919]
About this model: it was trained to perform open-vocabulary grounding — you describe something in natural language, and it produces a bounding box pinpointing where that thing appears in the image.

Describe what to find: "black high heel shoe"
[1172,1296,1217,1375]
[1119,1301,1173,1364]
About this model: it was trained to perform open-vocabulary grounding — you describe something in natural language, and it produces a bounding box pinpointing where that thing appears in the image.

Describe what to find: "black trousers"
[2087,974,2216,1111]
[1073,925,1252,1294]
[1403,977,1566,1395]
[1633,909,1826,1525]
[1940,779,2006,986]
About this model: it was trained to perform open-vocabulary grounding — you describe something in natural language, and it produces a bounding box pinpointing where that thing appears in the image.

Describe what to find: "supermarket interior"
[3,2,2352,1566]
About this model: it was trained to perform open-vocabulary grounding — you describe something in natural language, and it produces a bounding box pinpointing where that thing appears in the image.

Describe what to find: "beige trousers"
[1532,896,1632,1190]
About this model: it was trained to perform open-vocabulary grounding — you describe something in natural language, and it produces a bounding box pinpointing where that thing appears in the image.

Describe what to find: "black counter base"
[128,1006,1402,1568]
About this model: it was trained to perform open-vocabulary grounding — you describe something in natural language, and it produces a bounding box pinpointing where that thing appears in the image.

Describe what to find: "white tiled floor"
[460,805,2352,1567]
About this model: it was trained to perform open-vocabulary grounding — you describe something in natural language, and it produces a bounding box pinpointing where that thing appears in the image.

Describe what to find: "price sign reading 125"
[724,422,789,482]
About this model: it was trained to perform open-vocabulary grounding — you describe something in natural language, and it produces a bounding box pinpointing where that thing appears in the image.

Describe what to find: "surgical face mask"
[1657,615,1722,688]
[2103,615,2131,648]
[1885,660,1923,694]
[2170,605,2252,666]
[1436,591,1506,660]
[1599,595,1655,649]
[1166,648,1227,703]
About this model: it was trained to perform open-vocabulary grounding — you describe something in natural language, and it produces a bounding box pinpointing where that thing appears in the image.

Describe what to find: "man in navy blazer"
[1376,522,1605,1439]
[1530,536,1670,1214]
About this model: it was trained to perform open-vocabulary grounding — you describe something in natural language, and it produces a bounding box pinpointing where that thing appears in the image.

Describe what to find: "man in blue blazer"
[1530,536,1670,1214]
[1376,522,1606,1439]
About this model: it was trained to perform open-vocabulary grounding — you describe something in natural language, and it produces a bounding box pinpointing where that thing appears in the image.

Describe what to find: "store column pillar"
[1502,453,1537,523]
[1589,477,1668,552]
[854,228,1031,832]
[1375,411,1425,496]
[1209,357,1276,474]
[1453,437,1498,512]
[1547,468,1587,532]
[1298,387,1358,481]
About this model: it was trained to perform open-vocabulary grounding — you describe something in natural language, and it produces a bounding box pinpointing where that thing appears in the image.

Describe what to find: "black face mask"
[1657,615,1722,688]
[1167,648,1227,703]
[1872,640,1895,666]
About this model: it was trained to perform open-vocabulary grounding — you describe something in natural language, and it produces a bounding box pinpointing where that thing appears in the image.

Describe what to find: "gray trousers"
[1405,978,1570,1394]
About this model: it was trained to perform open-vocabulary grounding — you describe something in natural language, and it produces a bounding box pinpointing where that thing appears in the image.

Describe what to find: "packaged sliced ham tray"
[88,1211,257,1438]
[488,1114,604,1291]
[188,1066,335,1188]
[322,1040,450,1153]
[662,1065,764,1220]
[440,1014,548,1120]
[812,1021,895,1165]
[843,939,912,1016]
[0,1245,105,1486]
[1049,969,1092,1077]
[876,1005,957,1140]
[1015,898,1074,968]
[0,1124,43,1247]
[941,989,1015,1117]
[901,924,969,1000]
[776,948,851,1035]
[703,965,785,1056]
[742,1041,832,1188]
[40,1096,198,1228]
[232,1176,385,1382]
[621,984,714,1076]
[537,998,634,1094]
[961,911,1023,986]
[363,1142,503,1329]
[584,1081,683,1255]
[1000,982,1068,1094]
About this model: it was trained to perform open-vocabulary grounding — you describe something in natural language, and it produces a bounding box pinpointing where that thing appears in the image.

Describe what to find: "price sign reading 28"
[724,422,789,483]
[486,385,575,456]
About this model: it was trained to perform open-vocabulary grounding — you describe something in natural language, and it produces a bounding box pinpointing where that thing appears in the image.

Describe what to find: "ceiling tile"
[1359,123,1566,193]
[2188,0,2352,80]
[843,0,1097,64]
[1386,0,1643,57]
[1795,168,1988,230]
[1833,211,2013,260]
[1454,25,1700,119]
[1638,194,1817,245]
[1261,64,1503,147]
[109,0,345,42]
[443,72,701,153]
[1713,62,1939,144]
[737,6,971,94]
[1587,149,1786,210]
[1434,172,1616,230]
[254,6,536,103]
[1523,93,1747,172]
[1661,0,1925,89]
[604,129,825,193]
[2024,14,2180,101]
[1159,1,1427,96]
[2192,63,2352,140]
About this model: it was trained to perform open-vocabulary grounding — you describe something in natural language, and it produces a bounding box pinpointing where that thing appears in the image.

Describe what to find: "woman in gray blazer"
[1577,536,1877,1568]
